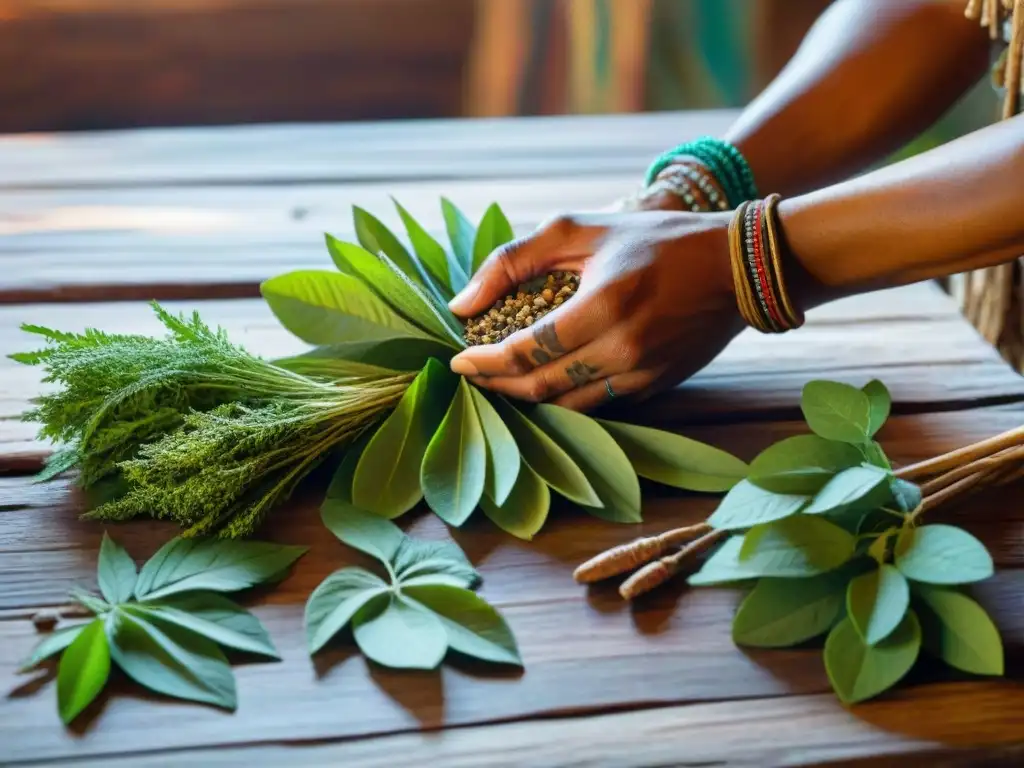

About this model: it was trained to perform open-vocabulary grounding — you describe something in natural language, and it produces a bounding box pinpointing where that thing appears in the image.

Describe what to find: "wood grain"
[4,283,1022,469]
[0,111,738,189]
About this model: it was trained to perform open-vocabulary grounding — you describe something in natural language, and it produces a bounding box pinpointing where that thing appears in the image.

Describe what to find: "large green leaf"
[130,594,279,659]
[97,532,137,605]
[420,378,487,526]
[325,236,463,345]
[707,479,807,531]
[134,538,307,601]
[108,610,237,710]
[394,199,458,297]
[403,583,522,666]
[598,420,748,492]
[352,594,448,670]
[748,435,863,494]
[470,388,521,506]
[441,197,476,278]
[824,612,921,705]
[392,536,481,589]
[353,359,458,518]
[528,405,641,523]
[801,380,873,444]
[304,567,390,655]
[803,465,891,517]
[732,570,850,648]
[57,619,109,724]
[894,525,994,585]
[847,564,909,645]
[320,505,406,565]
[472,203,515,273]
[352,205,428,288]
[496,400,600,508]
[275,338,454,374]
[913,583,1004,675]
[479,460,550,541]
[261,270,430,345]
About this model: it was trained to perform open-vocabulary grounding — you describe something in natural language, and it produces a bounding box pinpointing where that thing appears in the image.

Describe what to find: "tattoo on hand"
[566,360,599,388]
[531,324,566,366]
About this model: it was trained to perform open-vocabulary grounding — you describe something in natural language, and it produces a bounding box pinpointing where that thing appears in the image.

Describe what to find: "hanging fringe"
[967,0,1024,117]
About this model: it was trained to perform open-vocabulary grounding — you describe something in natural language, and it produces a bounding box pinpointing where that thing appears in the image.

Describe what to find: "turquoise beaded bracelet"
[643,136,759,209]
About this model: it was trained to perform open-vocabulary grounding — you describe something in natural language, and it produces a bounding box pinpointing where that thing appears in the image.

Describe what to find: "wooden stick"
[618,529,725,601]
[918,444,1024,496]
[894,425,1024,481]
[572,522,710,584]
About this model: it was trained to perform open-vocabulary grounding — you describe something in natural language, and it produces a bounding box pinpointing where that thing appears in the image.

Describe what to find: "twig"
[918,444,1024,496]
[895,425,1024,482]
[572,522,710,584]
[618,529,725,600]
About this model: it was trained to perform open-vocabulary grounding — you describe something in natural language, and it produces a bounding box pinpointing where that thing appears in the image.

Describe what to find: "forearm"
[779,114,1024,307]
[724,0,989,197]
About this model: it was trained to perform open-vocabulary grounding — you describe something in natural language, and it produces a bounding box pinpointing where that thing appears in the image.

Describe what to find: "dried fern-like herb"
[12,303,413,537]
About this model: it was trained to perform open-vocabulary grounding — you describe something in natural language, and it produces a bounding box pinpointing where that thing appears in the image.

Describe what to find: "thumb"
[448,237,531,318]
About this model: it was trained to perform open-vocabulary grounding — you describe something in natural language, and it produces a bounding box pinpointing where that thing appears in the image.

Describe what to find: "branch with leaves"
[13,199,749,540]
[575,379,1008,705]
[20,535,306,724]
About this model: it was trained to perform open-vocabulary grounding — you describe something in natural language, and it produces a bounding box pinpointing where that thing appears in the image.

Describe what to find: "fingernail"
[448,279,480,314]
[450,356,479,377]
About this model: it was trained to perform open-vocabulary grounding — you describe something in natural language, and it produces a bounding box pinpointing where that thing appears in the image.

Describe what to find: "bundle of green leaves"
[306,502,521,669]
[687,380,1004,704]
[21,534,306,724]
[15,198,750,539]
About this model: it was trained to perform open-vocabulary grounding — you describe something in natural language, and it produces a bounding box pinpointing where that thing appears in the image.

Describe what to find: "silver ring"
[605,379,616,399]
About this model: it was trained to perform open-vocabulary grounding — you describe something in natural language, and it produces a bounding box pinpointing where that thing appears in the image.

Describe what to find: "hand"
[447,210,744,412]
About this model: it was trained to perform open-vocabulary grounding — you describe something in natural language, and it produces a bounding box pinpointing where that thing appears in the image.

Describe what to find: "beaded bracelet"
[727,194,804,333]
[643,136,759,208]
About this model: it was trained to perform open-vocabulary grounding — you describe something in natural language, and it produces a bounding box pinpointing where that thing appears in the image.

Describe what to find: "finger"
[469,336,630,403]
[552,370,658,413]
[450,285,616,378]
[447,213,606,318]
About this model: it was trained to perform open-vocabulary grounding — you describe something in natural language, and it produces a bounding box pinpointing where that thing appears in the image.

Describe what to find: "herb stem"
[895,424,1024,481]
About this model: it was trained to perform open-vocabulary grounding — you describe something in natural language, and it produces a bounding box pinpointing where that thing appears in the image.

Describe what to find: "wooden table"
[1,111,1022,767]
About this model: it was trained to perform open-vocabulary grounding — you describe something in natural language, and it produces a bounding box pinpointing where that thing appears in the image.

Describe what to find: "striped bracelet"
[728,194,804,333]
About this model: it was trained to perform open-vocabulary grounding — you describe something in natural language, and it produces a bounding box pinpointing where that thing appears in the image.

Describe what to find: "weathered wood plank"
[48,686,1024,768]
[0,111,738,189]
[4,283,1021,469]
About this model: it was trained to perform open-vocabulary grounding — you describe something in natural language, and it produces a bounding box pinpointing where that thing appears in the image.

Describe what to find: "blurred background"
[0,0,994,148]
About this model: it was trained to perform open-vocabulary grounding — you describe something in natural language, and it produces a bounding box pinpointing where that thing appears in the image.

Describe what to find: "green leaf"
[847,564,910,645]
[353,359,458,518]
[403,584,522,666]
[275,338,454,374]
[352,205,429,289]
[134,539,307,601]
[441,197,476,277]
[890,478,922,513]
[421,378,487,526]
[824,612,921,705]
[480,460,550,540]
[325,436,368,505]
[868,527,898,563]
[597,420,748,492]
[801,380,873,444]
[130,594,279,658]
[472,203,515,274]
[320,505,406,565]
[863,380,891,436]
[691,517,855,585]
[732,571,849,648]
[895,525,994,585]
[325,236,463,345]
[392,536,481,589]
[97,532,138,604]
[304,567,390,655]
[470,388,521,506]
[707,479,807,531]
[69,588,111,616]
[496,400,600,508]
[913,584,1004,675]
[748,435,863,494]
[261,270,430,345]
[862,441,892,470]
[803,465,891,516]
[20,623,89,672]
[528,405,641,523]
[56,620,109,724]
[352,595,448,670]
[108,610,237,710]
[394,198,456,297]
